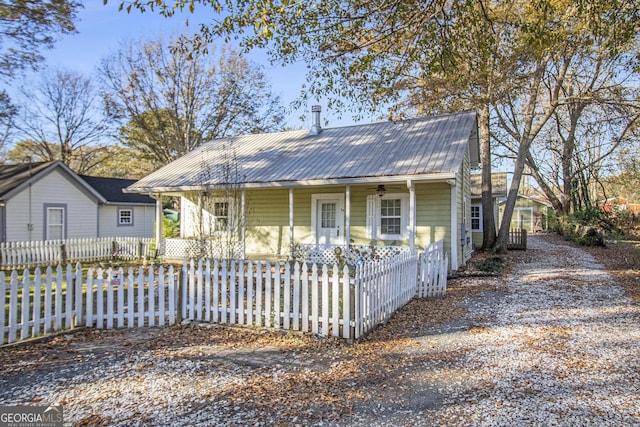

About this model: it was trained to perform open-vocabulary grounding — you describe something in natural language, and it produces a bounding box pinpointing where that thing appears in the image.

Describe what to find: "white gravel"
[423,236,640,426]
[1,235,638,426]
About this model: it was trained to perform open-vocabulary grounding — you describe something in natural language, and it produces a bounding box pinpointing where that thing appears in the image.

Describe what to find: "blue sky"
[36,2,364,130]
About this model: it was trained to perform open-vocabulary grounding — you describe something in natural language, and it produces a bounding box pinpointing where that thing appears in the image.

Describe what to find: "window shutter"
[366,195,380,239]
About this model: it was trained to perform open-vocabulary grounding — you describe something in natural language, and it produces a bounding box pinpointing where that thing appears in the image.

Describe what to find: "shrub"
[476,256,508,273]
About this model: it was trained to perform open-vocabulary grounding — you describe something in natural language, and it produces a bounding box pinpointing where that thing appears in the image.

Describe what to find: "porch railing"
[163,238,245,260]
[293,243,412,265]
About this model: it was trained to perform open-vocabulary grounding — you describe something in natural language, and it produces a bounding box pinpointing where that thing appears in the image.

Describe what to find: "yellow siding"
[182,181,463,267]
[245,189,291,257]
[461,151,473,262]
[415,183,451,251]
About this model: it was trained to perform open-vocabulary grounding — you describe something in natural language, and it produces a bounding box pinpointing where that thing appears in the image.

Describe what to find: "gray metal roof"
[127,111,478,192]
[470,172,508,198]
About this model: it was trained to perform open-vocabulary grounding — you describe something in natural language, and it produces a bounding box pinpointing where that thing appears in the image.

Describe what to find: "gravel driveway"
[1,234,639,426]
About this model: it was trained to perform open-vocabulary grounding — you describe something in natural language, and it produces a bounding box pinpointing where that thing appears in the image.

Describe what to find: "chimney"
[309,105,322,135]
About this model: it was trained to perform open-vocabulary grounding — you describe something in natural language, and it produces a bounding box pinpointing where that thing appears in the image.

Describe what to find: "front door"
[313,195,344,245]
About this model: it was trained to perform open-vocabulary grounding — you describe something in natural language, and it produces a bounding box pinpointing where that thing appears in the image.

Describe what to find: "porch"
[152,178,464,270]
[161,238,411,266]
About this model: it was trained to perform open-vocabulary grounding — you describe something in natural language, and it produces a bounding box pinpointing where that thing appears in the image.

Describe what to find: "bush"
[573,227,605,246]
[556,207,621,246]
[475,256,508,273]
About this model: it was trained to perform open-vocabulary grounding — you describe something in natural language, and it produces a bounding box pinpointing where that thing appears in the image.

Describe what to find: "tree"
[87,144,157,179]
[601,146,640,202]
[491,1,640,253]
[181,143,247,261]
[110,0,640,254]
[110,0,518,250]
[0,0,81,80]
[0,90,16,159]
[11,68,112,174]
[100,37,285,168]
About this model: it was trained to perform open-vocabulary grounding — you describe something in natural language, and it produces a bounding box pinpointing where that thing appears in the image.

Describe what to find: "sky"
[34,2,366,130]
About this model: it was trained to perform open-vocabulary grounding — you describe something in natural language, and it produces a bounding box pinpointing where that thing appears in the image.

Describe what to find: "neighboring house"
[126,109,480,270]
[79,175,156,238]
[600,197,640,215]
[469,172,507,249]
[0,161,155,242]
[498,194,554,233]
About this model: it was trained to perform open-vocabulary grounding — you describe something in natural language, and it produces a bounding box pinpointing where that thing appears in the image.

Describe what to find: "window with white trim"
[46,206,65,240]
[366,193,409,240]
[213,201,229,231]
[118,208,133,226]
[471,204,482,231]
[380,198,402,235]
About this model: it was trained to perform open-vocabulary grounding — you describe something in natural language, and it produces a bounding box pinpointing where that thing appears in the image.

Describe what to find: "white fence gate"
[1,241,448,345]
[418,240,449,298]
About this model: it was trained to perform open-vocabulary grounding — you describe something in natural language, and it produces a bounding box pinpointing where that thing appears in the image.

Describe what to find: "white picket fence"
[0,237,154,270]
[418,240,449,298]
[0,264,177,345]
[182,259,355,338]
[181,251,420,340]
[355,251,419,338]
[1,240,448,345]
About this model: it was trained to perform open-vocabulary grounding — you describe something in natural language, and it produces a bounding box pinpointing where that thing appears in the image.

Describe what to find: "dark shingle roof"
[0,161,57,198]
[79,175,155,205]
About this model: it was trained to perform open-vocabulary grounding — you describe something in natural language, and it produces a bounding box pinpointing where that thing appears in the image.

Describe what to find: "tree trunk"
[479,105,496,250]
[495,60,548,254]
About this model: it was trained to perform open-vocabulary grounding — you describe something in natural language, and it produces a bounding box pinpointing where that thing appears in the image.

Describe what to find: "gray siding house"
[0,161,155,242]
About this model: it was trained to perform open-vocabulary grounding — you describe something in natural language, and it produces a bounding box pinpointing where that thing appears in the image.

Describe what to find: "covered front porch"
[151,176,461,268]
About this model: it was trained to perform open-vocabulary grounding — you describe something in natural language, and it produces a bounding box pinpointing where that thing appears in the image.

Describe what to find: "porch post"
[450,183,459,270]
[289,187,294,257]
[345,185,351,249]
[155,193,163,256]
[241,190,246,243]
[407,180,415,252]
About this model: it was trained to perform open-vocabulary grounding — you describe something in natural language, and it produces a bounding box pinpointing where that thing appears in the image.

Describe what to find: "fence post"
[176,262,185,324]
[60,243,67,265]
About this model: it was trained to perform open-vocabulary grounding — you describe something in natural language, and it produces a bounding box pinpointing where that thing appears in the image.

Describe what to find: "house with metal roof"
[126,109,480,270]
[0,161,155,242]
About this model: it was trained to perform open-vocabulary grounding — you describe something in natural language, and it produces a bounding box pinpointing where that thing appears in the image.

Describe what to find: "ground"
[1,234,639,426]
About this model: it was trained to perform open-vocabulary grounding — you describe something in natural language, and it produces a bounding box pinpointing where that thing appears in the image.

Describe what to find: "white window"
[45,206,65,240]
[213,201,229,232]
[118,208,133,226]
[380,198,402,235]
[471,204,482,231]
[366,193,409,240]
